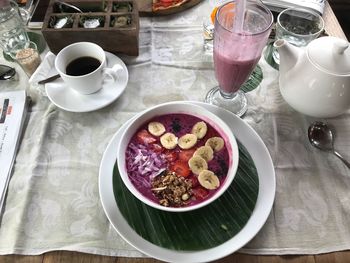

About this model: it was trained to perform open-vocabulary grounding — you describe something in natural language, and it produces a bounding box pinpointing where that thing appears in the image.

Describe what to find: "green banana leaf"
[263,42,279,70]
[113,141,259,251]
[241,65,263,93]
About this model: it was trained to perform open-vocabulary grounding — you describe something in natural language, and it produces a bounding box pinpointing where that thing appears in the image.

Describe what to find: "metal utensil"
[38,74,61,84]
[0,65,16,80]
[55,1,83,13]
[308,121,350,168]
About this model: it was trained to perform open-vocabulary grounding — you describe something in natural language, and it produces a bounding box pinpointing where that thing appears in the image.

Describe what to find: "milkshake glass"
[205,0,273,117]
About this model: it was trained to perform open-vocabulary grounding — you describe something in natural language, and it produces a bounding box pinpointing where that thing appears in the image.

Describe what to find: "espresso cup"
[55,42,122,94]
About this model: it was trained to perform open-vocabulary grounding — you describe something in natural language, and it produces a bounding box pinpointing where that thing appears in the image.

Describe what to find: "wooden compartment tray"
[41,0,139,56]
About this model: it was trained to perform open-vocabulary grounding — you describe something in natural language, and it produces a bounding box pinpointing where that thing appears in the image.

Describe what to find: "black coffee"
[66,56,101,76]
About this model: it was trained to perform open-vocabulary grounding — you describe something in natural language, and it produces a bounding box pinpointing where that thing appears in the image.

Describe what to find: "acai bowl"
[117,102,239,212]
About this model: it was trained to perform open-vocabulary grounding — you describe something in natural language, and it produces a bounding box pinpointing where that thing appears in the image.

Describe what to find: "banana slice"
[205,137,225,152]
[191,121,208,139]
[178,133,197,149]
[148,121,166,137]
[194,146,214,162]
[188,155,208,174]
[198,170,220,190]
[160,132,178,149]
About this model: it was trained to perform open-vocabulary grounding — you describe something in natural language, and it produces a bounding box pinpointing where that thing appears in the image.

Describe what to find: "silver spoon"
[0,65,16,80]
[55,1,83,13]
[308,121,350,169]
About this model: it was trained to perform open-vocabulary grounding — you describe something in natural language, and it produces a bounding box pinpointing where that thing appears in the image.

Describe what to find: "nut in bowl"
[117,102,239,212]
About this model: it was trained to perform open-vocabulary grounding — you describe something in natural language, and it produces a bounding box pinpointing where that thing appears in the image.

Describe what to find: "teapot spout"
[274,39,301,72]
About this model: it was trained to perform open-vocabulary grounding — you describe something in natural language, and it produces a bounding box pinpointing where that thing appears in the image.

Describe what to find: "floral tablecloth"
[0,0,349,259]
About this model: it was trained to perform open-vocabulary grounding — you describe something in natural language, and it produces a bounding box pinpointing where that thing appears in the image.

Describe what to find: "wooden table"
[0,2,348,263]
[323,1,347,40]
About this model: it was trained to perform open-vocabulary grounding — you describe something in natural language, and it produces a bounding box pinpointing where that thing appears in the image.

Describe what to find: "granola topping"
[151,170,193,207]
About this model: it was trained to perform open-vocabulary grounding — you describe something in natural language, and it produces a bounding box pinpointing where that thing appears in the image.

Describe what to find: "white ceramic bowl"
[117,101,239,212]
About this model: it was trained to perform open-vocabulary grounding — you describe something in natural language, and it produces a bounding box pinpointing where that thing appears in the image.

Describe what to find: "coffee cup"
[54,42,122,95]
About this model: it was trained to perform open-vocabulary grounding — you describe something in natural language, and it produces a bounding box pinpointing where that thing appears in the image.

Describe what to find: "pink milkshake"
[214,50,260,94]
[205,0,273,116]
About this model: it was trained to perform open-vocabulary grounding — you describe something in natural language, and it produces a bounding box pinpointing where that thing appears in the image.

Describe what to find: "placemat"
[0,0,349,258]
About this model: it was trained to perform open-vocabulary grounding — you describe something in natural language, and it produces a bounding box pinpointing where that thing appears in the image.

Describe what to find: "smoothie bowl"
[117,102,239,212]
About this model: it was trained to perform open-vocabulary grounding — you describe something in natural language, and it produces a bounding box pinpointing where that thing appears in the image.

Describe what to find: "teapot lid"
[307,36,350,75]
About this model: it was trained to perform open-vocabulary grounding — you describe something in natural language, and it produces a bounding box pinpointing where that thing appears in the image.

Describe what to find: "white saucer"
[45,52,128,113]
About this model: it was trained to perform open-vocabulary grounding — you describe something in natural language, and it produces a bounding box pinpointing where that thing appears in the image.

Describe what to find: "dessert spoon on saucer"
[38,74,60,84]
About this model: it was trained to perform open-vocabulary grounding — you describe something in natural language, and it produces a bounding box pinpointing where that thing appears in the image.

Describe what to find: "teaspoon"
[0,65,16,80]
[38,74,61,84]
[55,1,83,13]
[308,121,350,169]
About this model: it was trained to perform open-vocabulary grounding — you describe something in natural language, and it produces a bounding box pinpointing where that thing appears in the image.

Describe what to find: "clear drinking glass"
[203,16,214,53]
[0,0,29,55]
[205,0,273,117]
[10,41,41,77]
[203,0,227,53]
[272,7,324,64]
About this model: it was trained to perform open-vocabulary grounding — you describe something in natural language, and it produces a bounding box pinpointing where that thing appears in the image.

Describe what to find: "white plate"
[45,52,128,113]
[99,102,276,263]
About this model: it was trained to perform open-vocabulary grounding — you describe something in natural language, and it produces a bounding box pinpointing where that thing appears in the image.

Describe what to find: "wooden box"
[41,0,139,56]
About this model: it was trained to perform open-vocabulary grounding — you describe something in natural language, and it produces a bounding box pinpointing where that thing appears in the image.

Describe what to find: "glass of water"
[0,0,29,55]
[273,7,324,64]
[203,16,214,53]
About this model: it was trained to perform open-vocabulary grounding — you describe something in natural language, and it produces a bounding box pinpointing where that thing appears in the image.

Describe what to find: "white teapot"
[274,36,350,118]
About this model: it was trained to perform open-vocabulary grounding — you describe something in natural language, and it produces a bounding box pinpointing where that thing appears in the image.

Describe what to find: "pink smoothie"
[214,50,260,94]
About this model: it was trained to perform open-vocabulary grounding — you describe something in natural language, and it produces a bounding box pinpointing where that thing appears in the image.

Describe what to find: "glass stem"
[219,89,238,99]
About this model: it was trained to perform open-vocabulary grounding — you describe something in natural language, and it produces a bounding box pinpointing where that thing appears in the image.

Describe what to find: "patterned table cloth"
[0,0,349,258]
